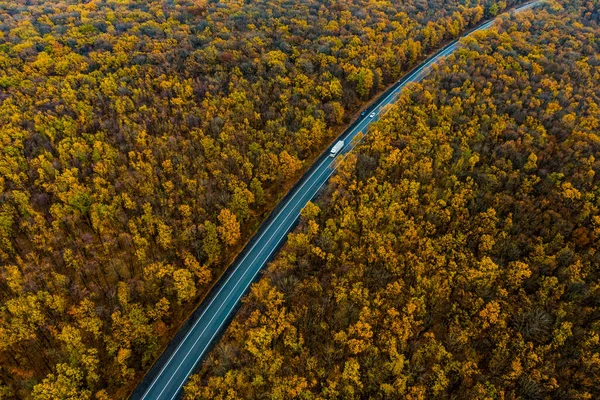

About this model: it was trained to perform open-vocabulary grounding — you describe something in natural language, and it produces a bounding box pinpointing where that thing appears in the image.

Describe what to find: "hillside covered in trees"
[185,1,600,399]
[0,0,530,398]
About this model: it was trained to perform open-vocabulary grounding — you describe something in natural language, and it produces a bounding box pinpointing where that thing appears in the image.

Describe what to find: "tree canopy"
[0,0,525,397]
[185,2,600,399]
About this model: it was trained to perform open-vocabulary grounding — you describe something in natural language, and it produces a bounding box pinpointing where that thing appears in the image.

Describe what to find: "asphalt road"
[132,3,540,399]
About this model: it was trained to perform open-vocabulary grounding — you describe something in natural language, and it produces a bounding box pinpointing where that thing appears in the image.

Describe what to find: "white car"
[369,112,376,118]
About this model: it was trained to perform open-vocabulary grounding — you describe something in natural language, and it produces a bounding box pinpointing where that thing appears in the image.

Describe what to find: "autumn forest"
[0,0,599,398]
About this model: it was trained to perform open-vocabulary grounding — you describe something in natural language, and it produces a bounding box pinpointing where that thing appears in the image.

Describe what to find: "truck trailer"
[330,140,344,157]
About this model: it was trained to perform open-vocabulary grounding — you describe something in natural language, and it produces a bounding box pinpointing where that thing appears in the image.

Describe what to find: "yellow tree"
[279,150,302,181]
[217,208,241,246]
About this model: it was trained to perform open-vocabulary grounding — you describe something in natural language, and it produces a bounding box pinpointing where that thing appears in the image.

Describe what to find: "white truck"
[330,140,344,157]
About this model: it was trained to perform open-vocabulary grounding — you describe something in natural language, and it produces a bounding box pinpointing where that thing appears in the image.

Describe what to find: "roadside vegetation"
[0,0,524,397]
[185,1,600,398]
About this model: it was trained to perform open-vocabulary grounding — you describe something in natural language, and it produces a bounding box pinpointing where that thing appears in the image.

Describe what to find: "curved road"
[131,2,540,399]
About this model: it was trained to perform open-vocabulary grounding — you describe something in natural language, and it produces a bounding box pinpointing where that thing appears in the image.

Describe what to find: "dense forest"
[185,1,600,399]
[0,0,527,398]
